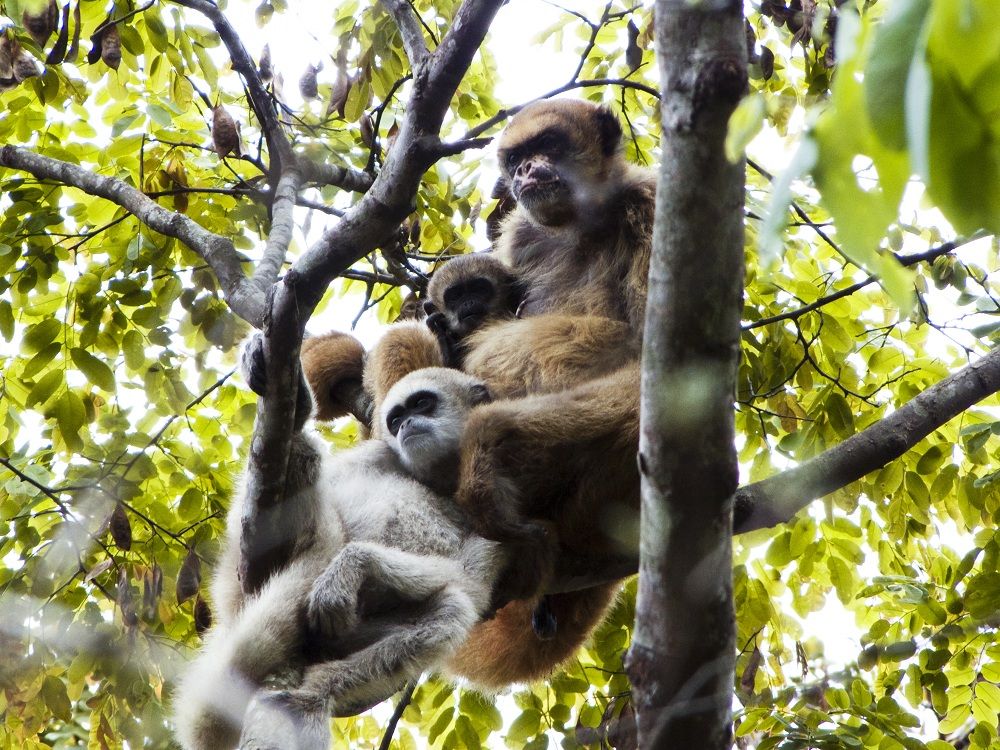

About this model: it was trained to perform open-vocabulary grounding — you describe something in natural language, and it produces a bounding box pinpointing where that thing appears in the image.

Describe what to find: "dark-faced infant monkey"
[424,253,525,368]
[174,339,526,750]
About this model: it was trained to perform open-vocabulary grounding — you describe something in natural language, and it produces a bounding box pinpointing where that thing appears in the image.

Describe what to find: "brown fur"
[300,100,654,688]
[301,332,367,422]
[363,323,444,433]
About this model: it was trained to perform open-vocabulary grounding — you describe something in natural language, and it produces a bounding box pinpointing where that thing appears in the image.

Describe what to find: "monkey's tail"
[445,584,618,690]
[172,565,312,750]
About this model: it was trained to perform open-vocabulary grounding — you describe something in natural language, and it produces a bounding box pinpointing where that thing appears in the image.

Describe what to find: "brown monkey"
[301,99,654,688]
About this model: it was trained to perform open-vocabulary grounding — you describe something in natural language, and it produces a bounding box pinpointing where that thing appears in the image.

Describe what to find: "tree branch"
[298,159,375,193]
[381,0,430,68]
[733,345,1000,534]
[0,145,263,324]
[251,166,302,293]
[743,242,958,331]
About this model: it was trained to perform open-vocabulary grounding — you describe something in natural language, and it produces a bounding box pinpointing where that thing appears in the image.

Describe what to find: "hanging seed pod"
[258,43,272,82]
[101,23,121,69]
[194,596,212,634]
[109,503,132,550]
[45,2,71,65]
[211,105,241,157]
[117,567,138,627]
[22,0,58,48]
[625,20,642,73]
[176,547,201,604]
[12,51,41,82]
[298,62,319,99]
[359,112,374,148]
[0,36,15,80]
[327,71,350,118]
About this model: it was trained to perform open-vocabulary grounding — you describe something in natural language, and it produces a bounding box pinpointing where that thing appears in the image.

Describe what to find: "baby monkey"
[174,337,545,750]
[424,253,525,368]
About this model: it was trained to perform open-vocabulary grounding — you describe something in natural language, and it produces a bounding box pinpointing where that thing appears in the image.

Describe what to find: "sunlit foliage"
[3,0,1000,748]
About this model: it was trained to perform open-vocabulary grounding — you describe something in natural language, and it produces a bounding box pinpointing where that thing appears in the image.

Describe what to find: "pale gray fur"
[174,362,506,750]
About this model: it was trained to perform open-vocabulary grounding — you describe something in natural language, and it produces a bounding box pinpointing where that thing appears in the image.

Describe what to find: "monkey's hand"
[306,568,360,641]
[240,332,268,396]
[425,311,463,368]
[488,521,555,613]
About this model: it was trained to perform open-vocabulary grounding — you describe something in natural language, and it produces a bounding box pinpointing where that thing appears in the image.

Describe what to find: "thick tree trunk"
[626,2,747,747]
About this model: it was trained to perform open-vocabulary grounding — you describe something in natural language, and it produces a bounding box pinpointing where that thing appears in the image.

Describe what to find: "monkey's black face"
[443,278,496,335]
[386,389,438,445]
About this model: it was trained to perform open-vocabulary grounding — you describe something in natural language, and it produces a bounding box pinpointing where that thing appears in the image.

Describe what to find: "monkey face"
[386,389,440,450]
[441,277,498,336]
[497,99,624,228]
[381,369,492,492]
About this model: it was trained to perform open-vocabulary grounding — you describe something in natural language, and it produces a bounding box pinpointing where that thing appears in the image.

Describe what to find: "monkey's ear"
[595,106,623,156]
[469,383,492,406]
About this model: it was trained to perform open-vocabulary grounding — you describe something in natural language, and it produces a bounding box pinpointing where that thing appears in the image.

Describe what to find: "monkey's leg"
[174,564,314,750]
[306,542,457,641]
[304,583,479,717]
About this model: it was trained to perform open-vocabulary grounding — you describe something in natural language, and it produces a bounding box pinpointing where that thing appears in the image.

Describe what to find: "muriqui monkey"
[174,338,516,750]
[298,99,655,689]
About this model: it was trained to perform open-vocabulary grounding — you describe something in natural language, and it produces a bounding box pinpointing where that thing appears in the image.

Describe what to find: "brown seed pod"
[176,547,201,604]
[117,567,138,627]
[299,62,319,99]
[109,503,132,550]
[0,36,15,80]
[101,23,121,69]
[22,0,58,48]
[327,71,350,118]
[194,596,212,634]
[12,51,41,82]
[211,104,241,158]
[625,20,642,73]
[258,43,272,82]
[359,112,374,148]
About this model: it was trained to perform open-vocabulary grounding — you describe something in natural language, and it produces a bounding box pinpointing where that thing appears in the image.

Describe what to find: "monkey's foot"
[306,581,359,641]
[531,596,558,641]
[238,691,330,750]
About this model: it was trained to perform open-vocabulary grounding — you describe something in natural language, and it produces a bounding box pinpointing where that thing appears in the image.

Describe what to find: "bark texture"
[625,2,746,747]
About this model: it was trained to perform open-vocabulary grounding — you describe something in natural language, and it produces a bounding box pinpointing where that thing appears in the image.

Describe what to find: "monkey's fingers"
[240,332,268,395]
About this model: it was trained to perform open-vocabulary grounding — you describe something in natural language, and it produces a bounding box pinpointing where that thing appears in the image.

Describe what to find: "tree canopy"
[3,0,1000,748]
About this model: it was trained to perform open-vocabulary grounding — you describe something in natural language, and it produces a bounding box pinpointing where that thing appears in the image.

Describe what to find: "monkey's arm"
[458,363,640,604]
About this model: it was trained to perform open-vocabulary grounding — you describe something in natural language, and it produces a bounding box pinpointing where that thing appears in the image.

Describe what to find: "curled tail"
[445,584,618,691]
[172,566,312,750]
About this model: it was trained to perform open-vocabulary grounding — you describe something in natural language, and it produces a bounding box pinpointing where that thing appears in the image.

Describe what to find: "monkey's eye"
[505,153,519,172]
[407,391,437,415]
[386,407,404,435]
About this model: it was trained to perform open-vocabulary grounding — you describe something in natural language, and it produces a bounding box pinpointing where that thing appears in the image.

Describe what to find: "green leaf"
[966,572,1000,619]
[22,318,62,354]
[726,93,765,164]
[70,347,116,391]
[865,0,932,150]
[27,368,63,408]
